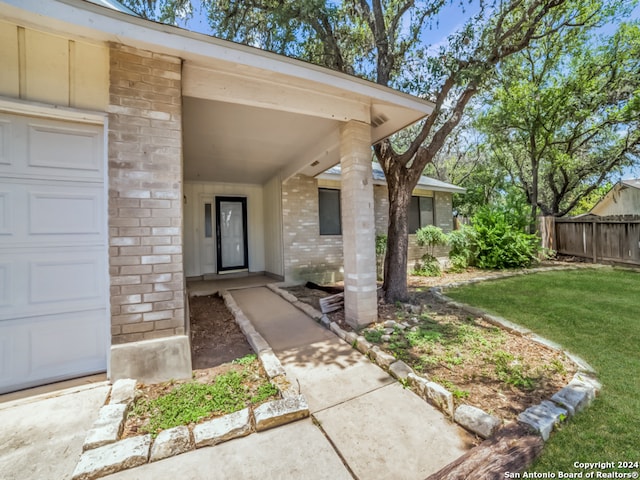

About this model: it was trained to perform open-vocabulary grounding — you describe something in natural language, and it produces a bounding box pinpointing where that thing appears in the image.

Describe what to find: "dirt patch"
[285,266,577,422]
[189,294,253,369]
[120,294,268,440]
[376,298,575,420]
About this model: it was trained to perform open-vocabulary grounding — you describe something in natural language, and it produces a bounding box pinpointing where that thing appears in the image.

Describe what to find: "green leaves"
[477,9,640,222]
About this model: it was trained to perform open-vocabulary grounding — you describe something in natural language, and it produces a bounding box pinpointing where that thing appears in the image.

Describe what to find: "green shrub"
[446,226,476,271]
[415,225,448,257]
[412,254,442,276]
[469,207,539,269]
[375,234,387,280]
[413,225,447,277]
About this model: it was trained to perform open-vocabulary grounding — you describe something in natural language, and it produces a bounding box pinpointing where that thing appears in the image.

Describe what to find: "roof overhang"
[1,0,434,184]
[317,169,466,194]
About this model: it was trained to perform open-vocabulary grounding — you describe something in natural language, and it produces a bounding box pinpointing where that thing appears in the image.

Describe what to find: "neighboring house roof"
[621,179,640,190]
[590,179,640,216]
[318,164,467,194]
[85,0,138,15]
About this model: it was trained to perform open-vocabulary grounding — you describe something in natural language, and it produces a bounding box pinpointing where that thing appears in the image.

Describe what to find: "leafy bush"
[468,206,539,269]
[446,226,476,271]
[415,225,448,257]
[412,254,442,276]
[375,234,387,280]
[413,225,448,277]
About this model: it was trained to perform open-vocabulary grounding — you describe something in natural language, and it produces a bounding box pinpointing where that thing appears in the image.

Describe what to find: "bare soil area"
[121,294,266,439]
[189,294,253,369]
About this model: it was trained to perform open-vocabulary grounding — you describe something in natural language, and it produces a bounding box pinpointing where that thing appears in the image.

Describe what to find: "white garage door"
[0,111,108,394]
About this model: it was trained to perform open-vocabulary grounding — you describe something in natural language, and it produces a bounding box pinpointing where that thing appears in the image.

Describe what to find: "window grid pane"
[204,203,212,238]
[419,196,434,228]
[409,196,421,233]
[319,188,341,235]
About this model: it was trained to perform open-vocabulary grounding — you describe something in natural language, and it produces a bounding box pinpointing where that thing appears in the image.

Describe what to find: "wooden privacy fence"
[539,215,640,266]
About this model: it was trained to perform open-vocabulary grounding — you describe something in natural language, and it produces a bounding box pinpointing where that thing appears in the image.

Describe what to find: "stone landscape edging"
[273,267,602,444]
[71,288,311,480]
[430,268,602,442]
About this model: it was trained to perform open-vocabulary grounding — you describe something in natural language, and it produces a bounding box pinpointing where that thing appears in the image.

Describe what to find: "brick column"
[340,120,377,328]
[107,44,190,382]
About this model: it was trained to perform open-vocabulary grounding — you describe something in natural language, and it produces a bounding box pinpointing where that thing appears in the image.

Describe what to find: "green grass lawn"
[446,268,640,472]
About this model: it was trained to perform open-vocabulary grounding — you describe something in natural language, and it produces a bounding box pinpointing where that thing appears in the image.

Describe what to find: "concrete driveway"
[0,383,110,480]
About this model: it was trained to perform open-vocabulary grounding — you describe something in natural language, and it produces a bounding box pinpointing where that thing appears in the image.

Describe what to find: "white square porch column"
[340,120,378,328]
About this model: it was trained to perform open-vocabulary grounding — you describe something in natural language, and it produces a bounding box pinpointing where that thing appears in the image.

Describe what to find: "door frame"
[215,196,249,272]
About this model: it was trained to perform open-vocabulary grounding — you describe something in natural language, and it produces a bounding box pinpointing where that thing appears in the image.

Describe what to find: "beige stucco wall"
[282,174,455,283]
[183,181,266,277]
[0,20,108,110]
[263,174,284,278]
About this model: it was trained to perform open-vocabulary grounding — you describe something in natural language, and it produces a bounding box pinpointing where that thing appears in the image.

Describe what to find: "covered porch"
[179,52,433,327]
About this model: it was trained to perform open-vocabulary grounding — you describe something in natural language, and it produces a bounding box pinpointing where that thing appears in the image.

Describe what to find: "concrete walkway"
[2,286,474,480]
[231,287,475,480]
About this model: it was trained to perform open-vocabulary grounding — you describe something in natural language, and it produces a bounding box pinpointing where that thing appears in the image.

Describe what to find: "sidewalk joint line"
[311,415,359,480]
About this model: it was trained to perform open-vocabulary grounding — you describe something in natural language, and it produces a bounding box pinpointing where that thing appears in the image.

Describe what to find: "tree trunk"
[382,176,412,303]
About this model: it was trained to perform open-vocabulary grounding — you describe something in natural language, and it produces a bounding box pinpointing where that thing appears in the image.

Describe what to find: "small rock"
[573,372,601,392]
[389,361,413,381]
[551,378,595,417]
[254,395,309,432]
[72,435,151,480]
[395,323,407,331]
[109,379,136,405]
[383,320,397,328]
[355,336,372,354]
[426,382,454,418]
[246,331,270,353]
[83,404,128,451]
[149,426,193,462]
[330,322,347,340]
[373,349,396,370]
[381,335,391,342]
[454,404,501,439]
[400,322,411,329]
[407,373,429,396]
[409,326,418,332]
[518,400,567,441]
[410,305,422,315]
[383,328,395,335]
[258,349,285,378]
[344,331,358,345]
[193,408,252,448]
[279,290,299,304]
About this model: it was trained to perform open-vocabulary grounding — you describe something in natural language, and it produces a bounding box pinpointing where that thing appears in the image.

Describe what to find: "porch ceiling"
[183,97,339,184]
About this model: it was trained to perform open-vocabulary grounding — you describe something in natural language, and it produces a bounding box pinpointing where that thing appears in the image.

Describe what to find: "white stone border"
[72,291,311,480]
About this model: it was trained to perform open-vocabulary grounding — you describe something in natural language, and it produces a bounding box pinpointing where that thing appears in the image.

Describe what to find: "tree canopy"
[123,0,637,300]
[476,17,640,230]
